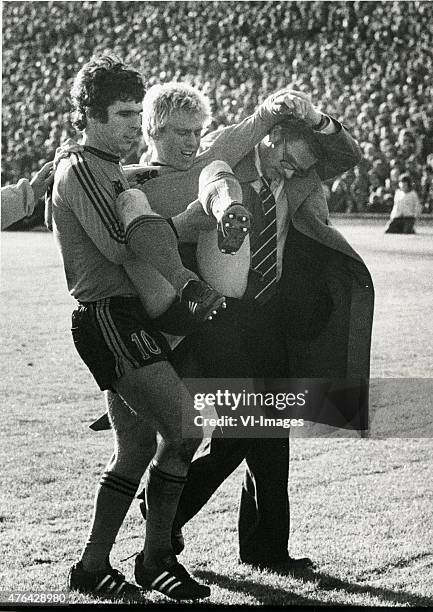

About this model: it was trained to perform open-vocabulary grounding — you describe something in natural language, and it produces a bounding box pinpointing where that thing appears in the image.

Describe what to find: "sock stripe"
[100,476,138,495]
[100,481,138,497]
[99,481,137,497]
[149,462,187,484]
[125,215,171,243]
[103,471,140,489]
[100,473,139,498]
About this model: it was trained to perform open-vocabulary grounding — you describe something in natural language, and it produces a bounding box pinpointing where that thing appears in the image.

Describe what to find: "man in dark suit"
[170,97,374,569]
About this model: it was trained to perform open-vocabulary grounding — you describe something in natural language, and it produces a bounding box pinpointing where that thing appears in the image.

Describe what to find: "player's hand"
[54,138,83,169]
[30,160,54,201]
[123,165,160,189]
[270,89,322,127]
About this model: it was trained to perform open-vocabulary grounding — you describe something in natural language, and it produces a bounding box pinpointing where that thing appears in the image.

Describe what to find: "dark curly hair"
[70,53,144,130]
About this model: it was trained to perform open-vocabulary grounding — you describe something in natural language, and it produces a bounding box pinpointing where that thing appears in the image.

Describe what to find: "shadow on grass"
[195,567,433,607]
[195,568,322,606]
[310,567,432,607]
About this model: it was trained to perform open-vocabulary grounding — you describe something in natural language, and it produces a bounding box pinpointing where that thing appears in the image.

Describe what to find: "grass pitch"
[1,219,432,606]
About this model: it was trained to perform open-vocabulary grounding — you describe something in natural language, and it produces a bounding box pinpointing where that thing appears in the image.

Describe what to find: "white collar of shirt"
[252,145,285,200]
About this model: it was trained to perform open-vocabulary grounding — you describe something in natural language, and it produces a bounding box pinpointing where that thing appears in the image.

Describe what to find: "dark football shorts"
[71,296,171,391]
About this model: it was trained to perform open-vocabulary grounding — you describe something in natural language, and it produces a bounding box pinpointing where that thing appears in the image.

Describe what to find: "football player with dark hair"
[53,54,217,601]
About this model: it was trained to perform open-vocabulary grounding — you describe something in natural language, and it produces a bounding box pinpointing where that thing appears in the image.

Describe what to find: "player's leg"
[164,299,258,541]
[113,362,210,599]
[79,391,157,572]
[117,188,194,293]
[68,298,171,598]
[198,160,251,254]
[116,188,226,322]
[113,362,200,552]
[69,297,209,598]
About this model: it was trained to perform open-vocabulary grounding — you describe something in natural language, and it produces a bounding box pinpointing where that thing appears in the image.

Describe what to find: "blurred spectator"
[2,1,433,217]
[329,170,354,212]
[367,185,393,214]
[384,174,422,234]
[420,154,433,213]
[349,167,369,212]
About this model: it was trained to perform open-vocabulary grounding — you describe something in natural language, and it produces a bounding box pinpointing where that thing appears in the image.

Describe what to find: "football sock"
[125,215,196,295]
[198,160,243,221]
[80,471,139,572]
[116,188,196,294]
[141,461,187,566]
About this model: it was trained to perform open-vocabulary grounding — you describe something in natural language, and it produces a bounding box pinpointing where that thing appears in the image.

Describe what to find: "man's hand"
[54,138,83,169]
[269,90,322,127]
[123,166,159,189]
[30,161,54,201]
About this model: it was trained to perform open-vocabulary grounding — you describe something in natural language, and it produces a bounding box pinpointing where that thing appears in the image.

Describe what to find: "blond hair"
[142,82,211,144]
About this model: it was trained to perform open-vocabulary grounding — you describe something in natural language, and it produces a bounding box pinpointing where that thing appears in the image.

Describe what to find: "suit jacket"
[234,123,374,430]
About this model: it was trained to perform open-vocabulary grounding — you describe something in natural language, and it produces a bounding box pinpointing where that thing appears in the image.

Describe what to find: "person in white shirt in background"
[1,161,53,230]
[385,174,422,234]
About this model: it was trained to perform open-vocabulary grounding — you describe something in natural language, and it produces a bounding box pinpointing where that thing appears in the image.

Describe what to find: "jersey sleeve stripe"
[74,152,125,239]
[71,153,125,243]
[71,158,124,243]
[80,155,125,230]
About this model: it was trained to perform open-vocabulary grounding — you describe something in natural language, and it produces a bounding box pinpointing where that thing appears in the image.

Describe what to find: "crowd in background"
[2,0,433,216]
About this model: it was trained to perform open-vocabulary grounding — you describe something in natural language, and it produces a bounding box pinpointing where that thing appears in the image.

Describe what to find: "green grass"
[1,220,433,606]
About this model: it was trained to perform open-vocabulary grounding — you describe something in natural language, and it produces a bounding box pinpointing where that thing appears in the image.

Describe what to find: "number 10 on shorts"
[130,330,162,360]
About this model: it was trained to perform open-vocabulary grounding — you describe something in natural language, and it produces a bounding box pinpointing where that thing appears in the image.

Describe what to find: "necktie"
[251,176,278,304]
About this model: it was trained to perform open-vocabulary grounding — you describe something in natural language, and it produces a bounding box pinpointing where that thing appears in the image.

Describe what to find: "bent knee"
[164,436,202,462]
[115,429,157,467]
[113,443,156,481]
[116,435,157,458]
[202,160,234,178]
